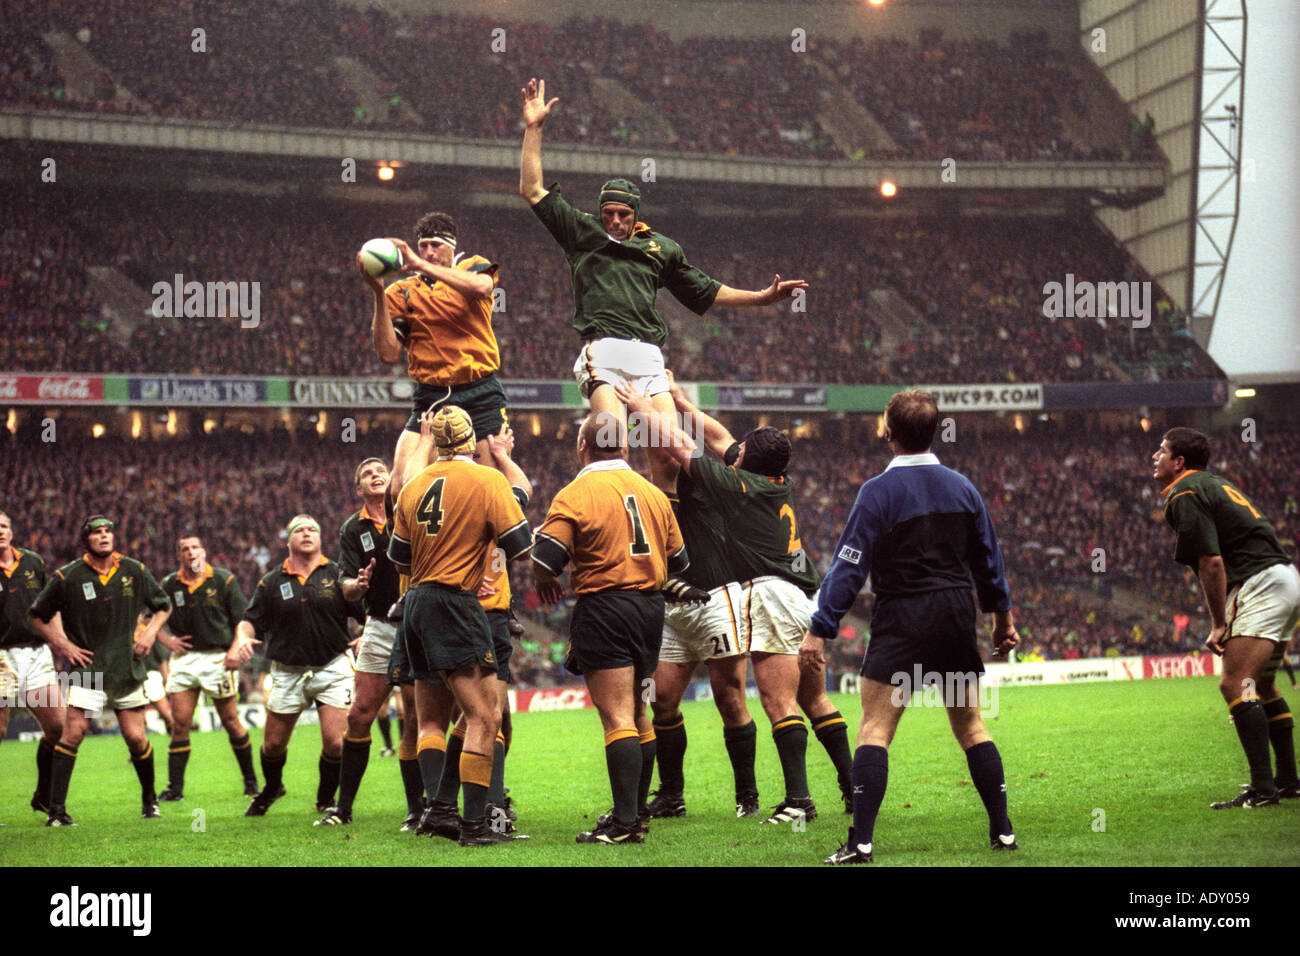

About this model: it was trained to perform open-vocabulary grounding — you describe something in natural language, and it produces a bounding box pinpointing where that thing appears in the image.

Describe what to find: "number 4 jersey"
[672,455,819,596]
[1162,469,1292,589]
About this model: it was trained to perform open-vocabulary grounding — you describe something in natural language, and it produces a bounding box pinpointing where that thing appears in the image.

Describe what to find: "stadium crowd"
[0,190,1219,386]
[6,1,1145,162]
[4,421,1293,688]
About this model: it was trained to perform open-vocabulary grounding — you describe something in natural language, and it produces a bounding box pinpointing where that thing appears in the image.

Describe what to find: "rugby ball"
[359,238,404,278]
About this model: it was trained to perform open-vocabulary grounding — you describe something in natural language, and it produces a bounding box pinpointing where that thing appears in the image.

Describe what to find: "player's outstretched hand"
[226,635,261,669]
[487,425,515,461]
[355,251,383,294]
[521,77,558,127]
[357,558,376,590]
[388,238,426,275]
[760,274,809,304]
[158,632,193,655]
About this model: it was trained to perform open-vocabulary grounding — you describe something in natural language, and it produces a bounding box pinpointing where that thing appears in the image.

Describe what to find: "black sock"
[399,755,424,814]
[723,720,758,800]
[230,732,257,785]
[261,748,287,794]
[376,716,393,750]
[488,734,507,807]
[850,745,888,847]
[638,735,657,812]
[416,735,446,803]
[965,740,1013,840]
[167,738,191,792]
[336,735,371,815]
[1230,699,1276,793]
[36,737,54,801]
[811,710,854,794]
[1263,697,1297,788]
[772,715,810,801]
[397,717,405,738]
[49,743,78,810]
[131,742,156,802]
[605,735,642,827]
[653,715,686,796]
[460,749,493,821]
[317,752,341,807]
[435,733,465,805]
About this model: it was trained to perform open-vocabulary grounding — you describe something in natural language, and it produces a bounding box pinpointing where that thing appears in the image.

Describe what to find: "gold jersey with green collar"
[1162,470,1291,589]
[530,185,721,346]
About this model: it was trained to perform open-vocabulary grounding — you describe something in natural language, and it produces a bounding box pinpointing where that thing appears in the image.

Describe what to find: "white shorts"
[354,617,398,676]
[144,670,166,702]
[67,680,149,717]
[1226,563,1300,644]
[574,338,669,399]
[660,581,752,663]
[746,576,814,655]
[0,644,58,703]
[267,654,355,714]
[166,649,239,700]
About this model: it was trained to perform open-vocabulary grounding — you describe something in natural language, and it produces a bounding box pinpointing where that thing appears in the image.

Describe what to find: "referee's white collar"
[577,458,632,478]
[885,452,940,471]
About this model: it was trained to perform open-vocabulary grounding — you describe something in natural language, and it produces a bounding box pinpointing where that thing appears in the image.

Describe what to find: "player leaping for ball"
[360,213,509,501]
[518,77,808,487]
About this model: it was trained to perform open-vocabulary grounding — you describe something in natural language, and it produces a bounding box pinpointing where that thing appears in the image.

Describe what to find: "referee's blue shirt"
[809,452,1011,640]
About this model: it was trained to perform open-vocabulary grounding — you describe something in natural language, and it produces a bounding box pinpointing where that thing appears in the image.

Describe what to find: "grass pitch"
[1,677,1296,867]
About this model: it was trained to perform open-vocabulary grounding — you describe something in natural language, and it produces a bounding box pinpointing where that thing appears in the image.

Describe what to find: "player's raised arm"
[663,373,734,463]
[519,77,557,206]
[711,274,809,309]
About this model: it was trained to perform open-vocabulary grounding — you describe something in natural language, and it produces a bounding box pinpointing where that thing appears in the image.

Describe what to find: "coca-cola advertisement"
[4,375,104,403]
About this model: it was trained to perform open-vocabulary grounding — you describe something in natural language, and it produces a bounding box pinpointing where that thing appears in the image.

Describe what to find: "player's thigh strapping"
[267,654,355,714]
[573,338,669,399]
[660,581,750,663]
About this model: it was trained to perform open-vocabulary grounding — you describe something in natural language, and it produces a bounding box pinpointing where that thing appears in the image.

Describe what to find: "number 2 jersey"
[1162,469,1291,590]
[672,455,819,596]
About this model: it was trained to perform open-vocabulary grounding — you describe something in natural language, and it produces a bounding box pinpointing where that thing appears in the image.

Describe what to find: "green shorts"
[565,589,665,682]
[404,374,508,443]
[403,583,496,680]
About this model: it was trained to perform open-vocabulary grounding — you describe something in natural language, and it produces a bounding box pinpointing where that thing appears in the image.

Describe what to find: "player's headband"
[286,517,320,536]
[419,232,457,250]
[599,178,640,216]
[81,515,114,538]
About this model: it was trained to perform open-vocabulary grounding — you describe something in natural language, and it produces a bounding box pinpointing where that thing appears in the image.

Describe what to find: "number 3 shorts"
[267,653,355,714]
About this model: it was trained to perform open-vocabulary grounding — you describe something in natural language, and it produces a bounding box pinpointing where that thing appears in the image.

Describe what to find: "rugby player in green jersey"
[0,511,63,816]
[618,377,854,824]
[519,77,807,485]
[1154,427,1300,808]
[28,516,173,826]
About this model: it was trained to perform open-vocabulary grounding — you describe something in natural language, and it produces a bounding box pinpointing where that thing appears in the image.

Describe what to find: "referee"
[801,390,1019,864]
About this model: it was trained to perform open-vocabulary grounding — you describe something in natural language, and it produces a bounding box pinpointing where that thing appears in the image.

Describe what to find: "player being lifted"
[619,379,853,823]
[388,406,533,846]
[360,212,507,499]
[518,78,808,484]
[532,412,690,844]
[157,533,259,801]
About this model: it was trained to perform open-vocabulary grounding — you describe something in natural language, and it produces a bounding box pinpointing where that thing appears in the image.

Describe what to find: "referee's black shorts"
[566,589,665,682]
[404,374,508,442]
[861,588,985,686]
